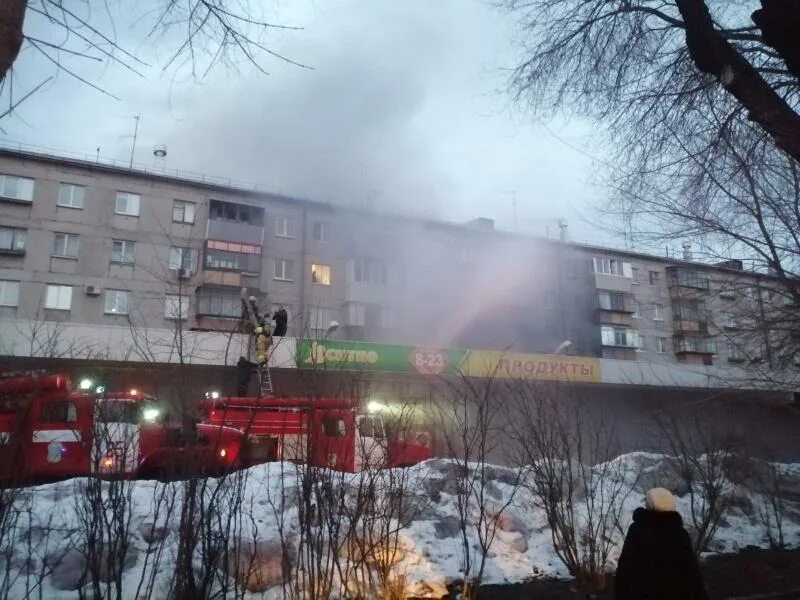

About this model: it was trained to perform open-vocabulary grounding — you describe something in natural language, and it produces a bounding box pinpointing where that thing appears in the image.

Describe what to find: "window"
[0,280,20,307]
[274,258,294,281]
[357,416,385,439]
[313,222,328,242]
[322,416,347,438]
[673,301,705,322]
[45,285,72,310]
[52,233,80,258]
[653,303,664,321]
[598,291,630,312]
[274,216,296,238]
[352,258,387,285]
[723,314,740,329]
[656,337,668,354]
[346,302,366,326]
[648,271,660,285]
[667,267,709,290]
[172,200,195,224]
[205,240,261,273]
[706,339,718,355]
[165,295,189,320]
[0,226,26,253]
[57,183,85,209]
[632,301,641,319]
[41,401,77,423]
[309,306,338,331]
[111,240,136,264]
[115,192,140,216]
[168,247,196,273]
[0,174,34,202]
[728,343,745,362]
[631,267,640,284]
[104,290,130,315]
[311,264,331,285]
[601,325,638,348]
[592,257,632,277]
[719,282,736,299]
[209,199,263,225]
[196,288,241,318]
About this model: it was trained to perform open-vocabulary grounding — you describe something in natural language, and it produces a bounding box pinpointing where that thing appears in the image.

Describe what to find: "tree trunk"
[676,0,800,165]
[0,0,27,83]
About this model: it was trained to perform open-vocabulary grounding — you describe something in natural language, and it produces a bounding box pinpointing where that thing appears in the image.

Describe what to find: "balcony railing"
[666,267,710,290]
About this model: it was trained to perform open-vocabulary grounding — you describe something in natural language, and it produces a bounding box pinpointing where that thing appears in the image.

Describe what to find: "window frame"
[165,294,189,320]
[656,336,668,354]
[273,258,294,281]
[196,288,242,318]
[57,183,85,209]
[274,215,297,238]
[653,303,664,321]
[168,247,196,273]
[104,290,130,315]
[111,239,136,264]
[172,200,196,224]
[313,221,328,242]
[0,174,35,202]
[311,263,331,286]
[0,280,20,307]
[114,192,141,216]
[648,270,660,285]
[0,226,27,253]
[52,233,80,259]
[44,285,72,311]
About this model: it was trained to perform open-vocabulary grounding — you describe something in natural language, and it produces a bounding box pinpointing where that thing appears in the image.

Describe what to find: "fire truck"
[0,373,243,485]
[201,395,432,473]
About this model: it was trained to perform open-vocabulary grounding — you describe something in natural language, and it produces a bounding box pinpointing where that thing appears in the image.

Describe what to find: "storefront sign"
[296,339,601,382]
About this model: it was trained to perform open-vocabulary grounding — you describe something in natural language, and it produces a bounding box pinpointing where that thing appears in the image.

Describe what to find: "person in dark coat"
[235,356,255,396]
[273,307,288,337]
[615,488,708,600]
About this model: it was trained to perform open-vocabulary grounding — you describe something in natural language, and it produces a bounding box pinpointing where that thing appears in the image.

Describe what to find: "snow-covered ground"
[2,453,799,599]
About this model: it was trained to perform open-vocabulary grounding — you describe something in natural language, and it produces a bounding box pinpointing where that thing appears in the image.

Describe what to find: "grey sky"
[3,0,606,241]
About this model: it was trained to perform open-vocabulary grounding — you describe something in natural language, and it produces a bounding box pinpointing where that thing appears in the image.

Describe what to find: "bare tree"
[1,0,308,118]
[507,381,633,592]
[502,0,800,372]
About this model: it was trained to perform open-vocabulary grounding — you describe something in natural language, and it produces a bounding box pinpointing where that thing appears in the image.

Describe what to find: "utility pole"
[128,115,140,168]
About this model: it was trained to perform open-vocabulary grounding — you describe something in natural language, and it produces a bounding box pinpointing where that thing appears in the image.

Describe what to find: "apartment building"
[0,148,789,371]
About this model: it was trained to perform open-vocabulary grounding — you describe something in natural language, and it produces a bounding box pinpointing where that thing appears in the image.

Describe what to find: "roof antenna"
[128,114,140,168]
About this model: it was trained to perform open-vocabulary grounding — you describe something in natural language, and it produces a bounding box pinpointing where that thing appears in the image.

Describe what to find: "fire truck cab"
[200,396,432,472]
[0,374,243,485]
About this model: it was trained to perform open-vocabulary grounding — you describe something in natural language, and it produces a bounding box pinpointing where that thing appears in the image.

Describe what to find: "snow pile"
[2,453,799,598]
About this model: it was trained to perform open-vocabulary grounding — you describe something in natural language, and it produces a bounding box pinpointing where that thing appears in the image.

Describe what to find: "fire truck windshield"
[97,400,162,424]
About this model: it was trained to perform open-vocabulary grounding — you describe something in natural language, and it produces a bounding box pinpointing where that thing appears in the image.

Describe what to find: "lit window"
[313,222,328,242]
[274,258,294,281]
[274,216,297,238]
[311,264,331,286]
[0,227,26,253]
[104,290,130,315]
[57,183,85,209]
[165,295,189,320]
[173,200,195,224]
[52,233,80,258]
[0,174,34,202]
[115,192,140,216]
[111,240,136,264]
[0,280,20,307]
[45,285,72,310]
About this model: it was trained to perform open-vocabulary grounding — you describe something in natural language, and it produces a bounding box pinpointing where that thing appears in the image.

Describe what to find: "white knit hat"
[645,487,676,512]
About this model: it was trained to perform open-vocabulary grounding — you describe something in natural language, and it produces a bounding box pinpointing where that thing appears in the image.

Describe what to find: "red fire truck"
[0,373,243,485]
[200,396,433,473]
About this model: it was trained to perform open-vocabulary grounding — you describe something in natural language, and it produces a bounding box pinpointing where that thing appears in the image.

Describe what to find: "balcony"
[673,335,715,365]
[667,267,709,300]
[207,219,264,245]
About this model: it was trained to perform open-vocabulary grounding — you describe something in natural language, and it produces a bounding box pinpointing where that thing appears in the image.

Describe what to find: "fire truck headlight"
[95,385,105,394]
[367,401,385,414]
[79,378,93,390]
[219,448,227,458]
[129,388,138,396]
[210,391,220,400]
[142,407,160,422]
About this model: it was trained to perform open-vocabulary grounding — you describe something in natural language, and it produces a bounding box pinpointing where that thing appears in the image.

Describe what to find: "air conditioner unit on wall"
[85,285,101,296]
